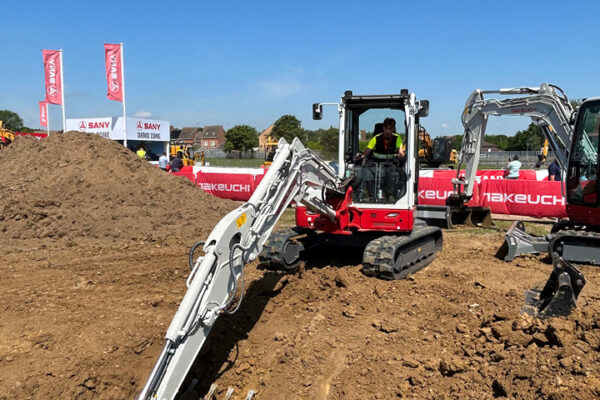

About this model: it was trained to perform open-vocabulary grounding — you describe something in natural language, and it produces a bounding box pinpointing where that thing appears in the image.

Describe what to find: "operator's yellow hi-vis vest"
[367,133,403,159]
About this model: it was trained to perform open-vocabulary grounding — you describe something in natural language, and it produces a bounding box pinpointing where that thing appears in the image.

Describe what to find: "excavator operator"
[356,118,406,202]
[363,118,405,160]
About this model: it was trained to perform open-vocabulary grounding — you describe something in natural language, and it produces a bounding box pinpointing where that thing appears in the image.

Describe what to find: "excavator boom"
[138,138,342,400]
[451,83,574,205]
[453,83,600,318]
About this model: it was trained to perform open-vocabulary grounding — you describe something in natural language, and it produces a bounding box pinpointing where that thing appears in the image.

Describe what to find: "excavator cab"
[566,100,600,211]
[331,90,413,209]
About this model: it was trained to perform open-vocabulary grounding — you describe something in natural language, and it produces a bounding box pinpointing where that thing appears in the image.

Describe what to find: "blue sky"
[3,0,600,136]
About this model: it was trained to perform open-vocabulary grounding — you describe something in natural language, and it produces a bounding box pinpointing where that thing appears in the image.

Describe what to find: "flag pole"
[120,43,127,148]
[46,102,50,136]
[59,49,66,132]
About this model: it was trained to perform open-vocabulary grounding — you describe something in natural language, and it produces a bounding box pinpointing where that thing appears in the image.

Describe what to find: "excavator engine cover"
[521,257,586,319]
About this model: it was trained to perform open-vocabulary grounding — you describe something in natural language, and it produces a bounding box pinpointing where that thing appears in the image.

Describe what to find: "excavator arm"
[449,83,575,205]
[451,84,596,319]
[138,138,343,400]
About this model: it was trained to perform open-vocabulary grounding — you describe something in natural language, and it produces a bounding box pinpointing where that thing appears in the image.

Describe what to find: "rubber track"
[258,228,304,271]
[549,230,600,265]
[362,226,443,280]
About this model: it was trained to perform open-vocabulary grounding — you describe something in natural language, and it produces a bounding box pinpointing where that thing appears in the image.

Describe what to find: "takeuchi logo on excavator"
[511,107,537,113]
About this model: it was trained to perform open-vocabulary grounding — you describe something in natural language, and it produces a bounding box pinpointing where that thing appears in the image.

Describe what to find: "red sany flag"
[104,44,123,102]
[43,50,62,105]
[39,101,48,127]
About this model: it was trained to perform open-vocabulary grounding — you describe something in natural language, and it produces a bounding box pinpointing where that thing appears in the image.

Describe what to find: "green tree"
[451,135,463,150]
[484,134,510,150]
[305,128,320,143]
[0,110,24,131]
[223,125,259,152]
[271,115,306,143]
[507,123,543,151]
[570,98,583,110]
[318,127,338,154]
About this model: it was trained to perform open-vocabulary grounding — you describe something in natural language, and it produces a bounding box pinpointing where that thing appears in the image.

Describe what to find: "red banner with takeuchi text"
[170,168,568,219]
[42,50,62,105]
[104,44,123,102]
[39,101,47,127]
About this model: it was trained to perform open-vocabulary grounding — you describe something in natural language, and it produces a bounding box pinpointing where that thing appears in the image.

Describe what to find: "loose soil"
[1,132,599,399]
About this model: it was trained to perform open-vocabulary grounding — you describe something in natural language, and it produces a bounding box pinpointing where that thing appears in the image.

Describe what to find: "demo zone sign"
[66,118,114,139]
[66,117,169,142]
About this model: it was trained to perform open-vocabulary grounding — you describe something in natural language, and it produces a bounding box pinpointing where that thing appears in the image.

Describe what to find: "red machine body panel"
[296,206,414,234]
[566,204,600,227]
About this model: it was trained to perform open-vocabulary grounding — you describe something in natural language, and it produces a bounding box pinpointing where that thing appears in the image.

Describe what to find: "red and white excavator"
[448,83,600,318]
[138,90,446,399]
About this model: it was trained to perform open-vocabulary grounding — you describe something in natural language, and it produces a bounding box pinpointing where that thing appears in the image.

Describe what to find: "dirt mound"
[1,136,599,400]
[0,132,234,244]
[189,232,600,400]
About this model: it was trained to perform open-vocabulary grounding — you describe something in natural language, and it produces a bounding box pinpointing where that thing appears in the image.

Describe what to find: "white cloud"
[441,123,449,129]
[134,110,153,118]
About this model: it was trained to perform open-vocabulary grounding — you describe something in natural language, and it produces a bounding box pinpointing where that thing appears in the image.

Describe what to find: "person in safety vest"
[363,117,405,160]
[137,144,147,159]
[356,118,405,203]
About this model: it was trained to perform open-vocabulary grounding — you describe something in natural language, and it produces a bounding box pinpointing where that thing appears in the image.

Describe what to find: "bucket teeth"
[204,384,218,400]
[203,385,257,400]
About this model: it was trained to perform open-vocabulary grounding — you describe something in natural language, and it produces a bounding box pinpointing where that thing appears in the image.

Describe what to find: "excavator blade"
[497,221,549,261]
[521,257,586,319]
[415,205,453,229]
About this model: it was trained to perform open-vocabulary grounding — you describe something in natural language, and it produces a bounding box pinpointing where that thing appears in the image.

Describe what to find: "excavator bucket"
[521,257,586,319]
[448,206,493,228]
[416,205,493,229]
[444,193,493,228]
[497,221,549,261]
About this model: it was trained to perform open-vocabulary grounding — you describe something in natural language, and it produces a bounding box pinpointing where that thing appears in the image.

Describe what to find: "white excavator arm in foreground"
[138,138,342,400]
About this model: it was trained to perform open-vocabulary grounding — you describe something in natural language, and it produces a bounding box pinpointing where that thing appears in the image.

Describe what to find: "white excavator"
[138,90,445,399]
[449,83,600,318]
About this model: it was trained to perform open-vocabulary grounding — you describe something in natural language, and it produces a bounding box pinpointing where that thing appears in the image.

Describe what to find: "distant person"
[548,159,561,181]
[136,145,147,159]
[504,155,521,179]
[171,151,184,172]
[158,152,169,171]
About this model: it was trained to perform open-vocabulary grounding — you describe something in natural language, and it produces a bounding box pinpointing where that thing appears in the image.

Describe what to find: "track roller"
[362,226,443,280]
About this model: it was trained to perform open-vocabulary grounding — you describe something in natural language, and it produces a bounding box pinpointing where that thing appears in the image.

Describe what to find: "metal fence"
[475,150,554,169]
[199,148,334,160]
[198,148,552,169]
